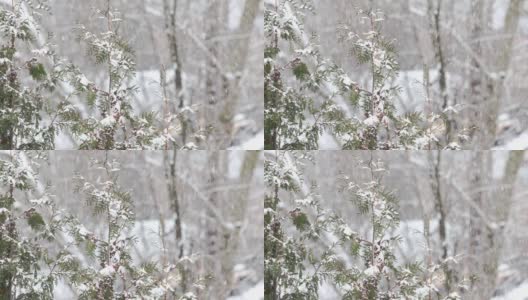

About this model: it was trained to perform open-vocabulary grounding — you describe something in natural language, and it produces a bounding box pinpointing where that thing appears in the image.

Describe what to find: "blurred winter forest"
[264,150,527,299]
[264,0,528,150]
[0,0,263,150]
[0,150,263,299]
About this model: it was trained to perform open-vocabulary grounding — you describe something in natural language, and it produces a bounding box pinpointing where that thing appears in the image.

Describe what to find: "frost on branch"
[0,152,203,299]
[0,3,63,149]
[57,158,199,299]
[0,152,63,299]
[0,1,204,150]
[265,1,469,150]
[64,158,156,298]
[56,9,167,150]
[264,152,455,299]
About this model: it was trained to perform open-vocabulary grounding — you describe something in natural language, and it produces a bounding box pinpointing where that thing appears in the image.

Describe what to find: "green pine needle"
[27,212,46,231]
[293,62,310,81]
[292,211,310,231]
[29,63,47,81]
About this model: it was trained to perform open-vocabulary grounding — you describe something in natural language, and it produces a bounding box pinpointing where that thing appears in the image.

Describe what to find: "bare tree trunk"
[204,0,223,147]
[496,151,525,222]
[467,151,494,299]
[468,0,522,148]
[163,0,187,144]
[219,0,261,147]
[205,151,229,298]
[428,151,453,293]
[468,151,524,299]
[163,149,189,295]
[164,149,184,258]
[486,0,523,148]
[206,150,221,253]
[222,151,261,295]
[468,0,493,148]
[428,0,452,143]
[485,150,525,293]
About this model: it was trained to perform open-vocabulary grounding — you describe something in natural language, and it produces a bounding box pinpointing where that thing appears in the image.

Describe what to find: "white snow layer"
[227,280,264,300]
[494,132,528,150]
[229,130,264,150]
[493,282,528,300]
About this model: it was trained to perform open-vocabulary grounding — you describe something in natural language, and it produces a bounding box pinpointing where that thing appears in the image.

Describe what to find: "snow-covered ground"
[227,281,264,300]
[319,131,340,149]
[492,0,528,32]
[494,132,528,150]
[493,282,528,300]
[229,130,264,150]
